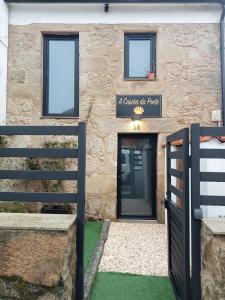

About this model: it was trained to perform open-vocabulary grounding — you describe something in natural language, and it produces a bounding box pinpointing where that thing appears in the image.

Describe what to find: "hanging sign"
[116,95,162,118]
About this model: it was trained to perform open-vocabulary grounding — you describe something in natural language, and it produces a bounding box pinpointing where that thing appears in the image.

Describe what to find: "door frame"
[117,133,157,220]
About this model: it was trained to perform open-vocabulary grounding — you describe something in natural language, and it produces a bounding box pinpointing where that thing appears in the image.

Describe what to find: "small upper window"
[124,33,156,79]
[43,34,79,117]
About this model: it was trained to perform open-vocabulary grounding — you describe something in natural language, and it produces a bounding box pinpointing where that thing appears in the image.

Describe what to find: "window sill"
[40,116,79,120]
[124,78,157,81]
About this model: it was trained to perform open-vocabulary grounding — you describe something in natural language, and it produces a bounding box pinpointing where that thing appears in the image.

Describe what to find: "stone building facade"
[2,3,223,222]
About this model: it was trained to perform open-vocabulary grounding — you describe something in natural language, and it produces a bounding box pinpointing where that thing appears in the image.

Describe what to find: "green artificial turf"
[84,221,103,271]
[90,272,175,300]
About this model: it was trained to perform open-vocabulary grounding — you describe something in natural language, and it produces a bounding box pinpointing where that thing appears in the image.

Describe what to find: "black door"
[117,134,157,219]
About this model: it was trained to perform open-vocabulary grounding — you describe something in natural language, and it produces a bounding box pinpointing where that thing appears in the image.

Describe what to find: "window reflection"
[120,137,155,217]
[43,35,78,116]
[124,33,156,79]
[129,40,151,77]
[48,40,75,115]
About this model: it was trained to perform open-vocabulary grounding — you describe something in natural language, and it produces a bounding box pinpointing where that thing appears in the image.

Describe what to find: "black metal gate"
[165,128,191,300]
[166,124,225,300]
[0,124,86,300]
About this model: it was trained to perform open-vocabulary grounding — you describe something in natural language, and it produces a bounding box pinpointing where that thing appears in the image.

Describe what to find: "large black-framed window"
[124,33,156,79]
[43,34,79,117]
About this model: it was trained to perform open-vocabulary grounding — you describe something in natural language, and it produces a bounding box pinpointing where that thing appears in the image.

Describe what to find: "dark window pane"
[129,39,151,78]
[48,39,75,115]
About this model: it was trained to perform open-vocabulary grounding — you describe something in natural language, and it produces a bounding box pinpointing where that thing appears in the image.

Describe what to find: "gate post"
[182,128,191,300]
[76,122,86,300]
[191,123,201,300]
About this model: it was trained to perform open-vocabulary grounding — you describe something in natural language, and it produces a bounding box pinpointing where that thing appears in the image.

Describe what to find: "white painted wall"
[165,140,225,221]
[200,139,225,218]
[9,3,221,25]
[0,0,8,125]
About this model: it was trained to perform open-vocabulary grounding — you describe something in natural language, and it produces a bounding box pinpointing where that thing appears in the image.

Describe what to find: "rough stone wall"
[201,220,225,300]
[0,213,76,299]
[6,23,221,222]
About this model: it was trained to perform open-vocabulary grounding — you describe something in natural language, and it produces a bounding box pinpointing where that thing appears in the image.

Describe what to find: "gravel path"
[99,222,168,276]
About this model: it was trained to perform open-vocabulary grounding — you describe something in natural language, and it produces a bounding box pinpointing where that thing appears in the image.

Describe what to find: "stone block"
[9,70,26,84]
[201,219,225,300]
[0,213,76,300]
[87,174,116,194]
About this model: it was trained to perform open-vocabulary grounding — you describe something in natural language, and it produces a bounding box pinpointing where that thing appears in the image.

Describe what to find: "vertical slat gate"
[166,124,225,300]
[166,128,191,300]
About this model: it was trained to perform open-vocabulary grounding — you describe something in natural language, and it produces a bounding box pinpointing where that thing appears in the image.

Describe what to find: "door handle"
[164,198,169,209]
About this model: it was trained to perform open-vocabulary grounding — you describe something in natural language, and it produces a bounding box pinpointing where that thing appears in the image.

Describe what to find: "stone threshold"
[84,220,110,300]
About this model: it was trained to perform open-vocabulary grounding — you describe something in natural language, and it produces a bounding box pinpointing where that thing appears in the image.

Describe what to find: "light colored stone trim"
[0,213,76,231]
[202,218,225,236]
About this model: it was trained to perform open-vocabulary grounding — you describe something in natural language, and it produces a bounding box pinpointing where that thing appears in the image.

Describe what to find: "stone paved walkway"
[98,222,168,276]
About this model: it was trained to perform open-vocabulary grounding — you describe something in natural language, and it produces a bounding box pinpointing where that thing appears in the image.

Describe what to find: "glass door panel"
[118,134,157,219]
